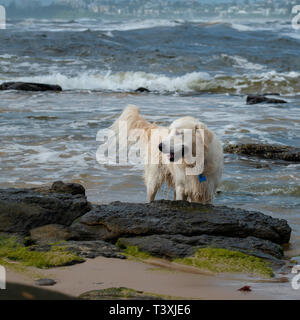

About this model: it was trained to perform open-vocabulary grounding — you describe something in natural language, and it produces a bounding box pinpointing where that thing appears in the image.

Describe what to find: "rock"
[0,182,292,270]
[0,182,90,235]
[71,200,291,245]
[0,82,62,92]
[58,240,126,259]
[246,95,287,105]
[238,285,251,292]
[262,93,280,96]
[30,224,77,243]
[117,234,284,261]
[29,239,125,260]
[35,279,57,287]
[135,87,150,93]
[49,181,85,196]
[79,287,164,300]
[224,143,300,162]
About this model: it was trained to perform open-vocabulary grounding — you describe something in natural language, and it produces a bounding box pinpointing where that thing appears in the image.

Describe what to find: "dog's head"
[158,117,212,163]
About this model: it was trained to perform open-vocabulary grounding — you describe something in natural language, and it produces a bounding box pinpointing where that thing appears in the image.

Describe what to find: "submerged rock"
[71,200,291,245]
[0,82,62,92]
[0,181,90,234]
[135,87,150,93]
[246,95,287,105]
[224,143,300,162]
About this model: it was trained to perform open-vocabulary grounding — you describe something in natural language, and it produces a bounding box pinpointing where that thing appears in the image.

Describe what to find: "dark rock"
[30,239,125,260]
[117,234,284,261]
[246,95,287,105]
[71,200,291,245]
[79,287,164,300]
[0,183,90,235]
[58,240,126,259]
[35,279,57,287]
[238,285,251,292]
[135,87,150,93]
[30,224,77,243]
[0,82,62,92]
[0,182,292,268]
[262,93,280,96]
[224,143,300,162]
[49,181,86,196]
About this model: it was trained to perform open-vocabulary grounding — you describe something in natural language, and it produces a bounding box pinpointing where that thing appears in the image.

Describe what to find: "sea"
[0,17,299,266]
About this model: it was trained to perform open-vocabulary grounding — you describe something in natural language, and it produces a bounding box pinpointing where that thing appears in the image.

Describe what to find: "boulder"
[0,82,62,92]
[224,143,300,162]
[0,182,292,266]
[0,181,90,234]
[30,224,77,243]
[58,240,126,259]
[117,234,284,262]
[49,181,85,196]
[30,240,125,260]
[246,95,287,105]
[71,200,291,245]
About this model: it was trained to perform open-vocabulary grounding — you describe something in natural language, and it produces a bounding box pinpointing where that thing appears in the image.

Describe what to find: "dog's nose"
[158,143,163,152]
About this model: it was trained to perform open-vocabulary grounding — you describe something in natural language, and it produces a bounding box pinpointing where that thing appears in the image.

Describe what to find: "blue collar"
[198,174,207,183]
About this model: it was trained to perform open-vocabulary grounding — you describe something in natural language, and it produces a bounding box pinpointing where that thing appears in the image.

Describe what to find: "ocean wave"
[10,18,183,33]
[13,70,300,94]
[220,54,265,71]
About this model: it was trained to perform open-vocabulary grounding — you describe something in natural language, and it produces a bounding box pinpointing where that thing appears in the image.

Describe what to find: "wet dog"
[110,105,223,203]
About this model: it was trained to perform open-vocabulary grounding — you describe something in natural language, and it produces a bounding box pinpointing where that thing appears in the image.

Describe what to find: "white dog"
[110,105,223,204]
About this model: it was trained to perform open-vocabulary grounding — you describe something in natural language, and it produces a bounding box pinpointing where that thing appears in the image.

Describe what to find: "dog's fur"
[110,105,223,204]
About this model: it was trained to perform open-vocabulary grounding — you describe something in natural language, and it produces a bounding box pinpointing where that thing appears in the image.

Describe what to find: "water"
[0,18,299,259]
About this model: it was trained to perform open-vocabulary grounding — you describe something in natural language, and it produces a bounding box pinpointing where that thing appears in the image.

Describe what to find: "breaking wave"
[14,70,300,94]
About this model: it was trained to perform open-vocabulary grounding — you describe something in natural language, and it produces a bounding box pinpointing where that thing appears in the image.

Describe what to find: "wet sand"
[2,257,298,300]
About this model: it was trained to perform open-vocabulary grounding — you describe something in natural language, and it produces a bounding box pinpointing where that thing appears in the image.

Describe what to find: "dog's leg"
[174,166,187,201]
[147,182,159,202]
[175,185,186,200]
[145,165,161,202]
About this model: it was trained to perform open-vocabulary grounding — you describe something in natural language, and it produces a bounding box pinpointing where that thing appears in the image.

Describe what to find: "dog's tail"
[110,105,156,145]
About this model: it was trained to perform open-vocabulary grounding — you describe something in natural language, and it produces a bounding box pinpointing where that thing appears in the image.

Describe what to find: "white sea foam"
[231,23,255,32]
[13,70,300,94]
[281,32,300,40]
[15,19,182,33]
[221,54,265,71]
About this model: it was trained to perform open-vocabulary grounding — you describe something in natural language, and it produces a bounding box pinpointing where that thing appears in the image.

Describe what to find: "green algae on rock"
[119,244,274,278]
[0,236,83,268]
[79,287,166,300]
[174,248,274,278]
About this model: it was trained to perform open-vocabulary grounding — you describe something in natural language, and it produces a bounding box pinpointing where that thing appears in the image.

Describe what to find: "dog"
[110,105,223,204]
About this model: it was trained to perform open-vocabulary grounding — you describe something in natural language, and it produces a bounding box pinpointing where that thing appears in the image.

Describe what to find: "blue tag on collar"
[198,174,207,183]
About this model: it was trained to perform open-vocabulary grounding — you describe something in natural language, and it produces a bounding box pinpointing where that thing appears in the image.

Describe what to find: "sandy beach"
[1,256,298,300]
